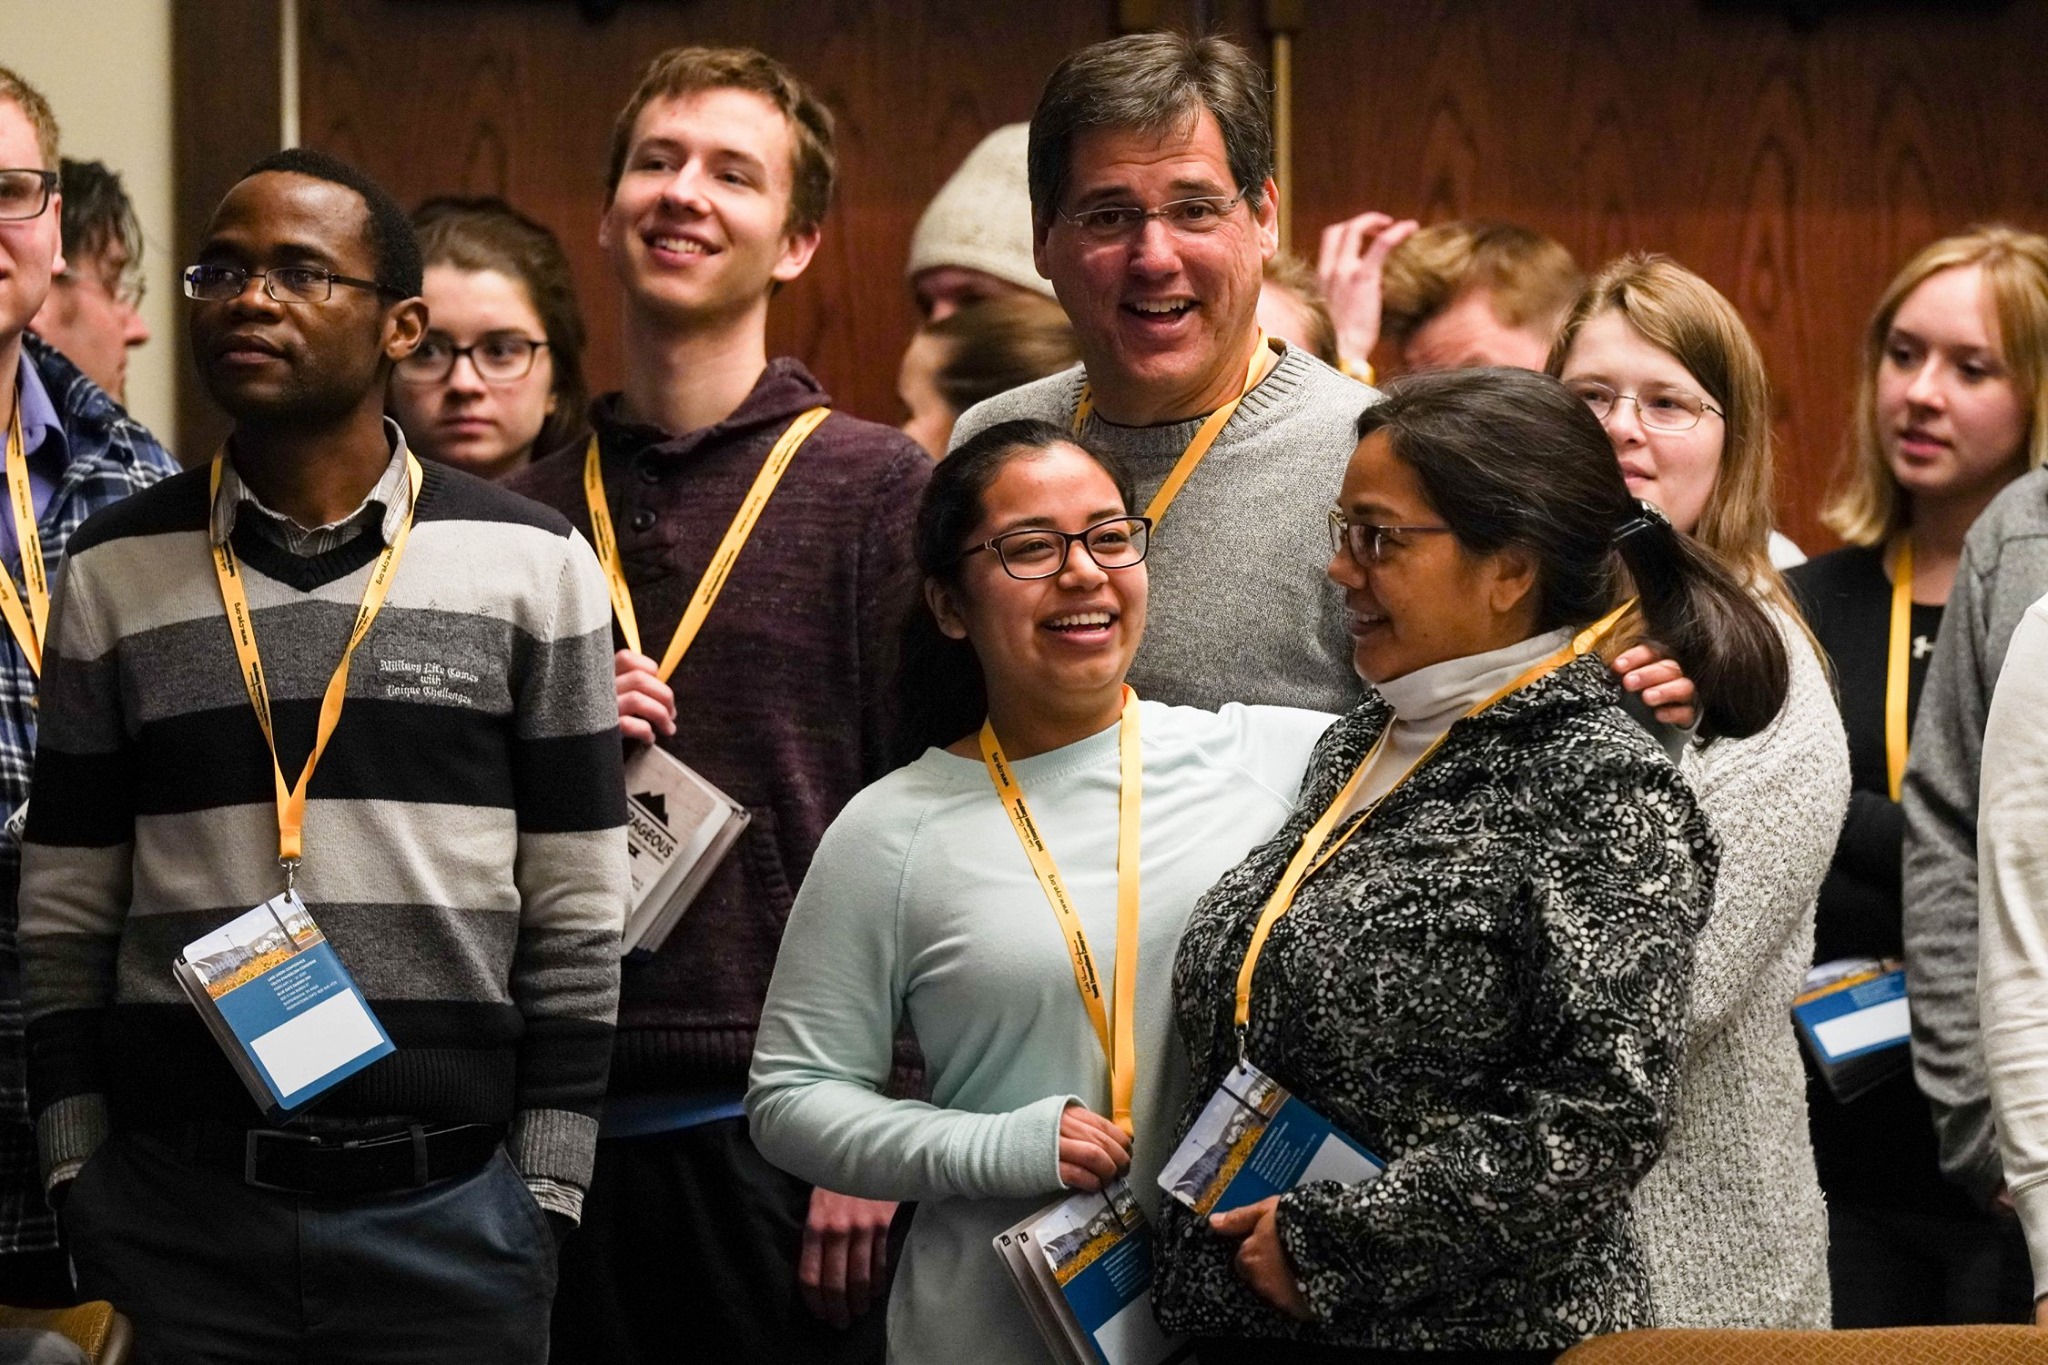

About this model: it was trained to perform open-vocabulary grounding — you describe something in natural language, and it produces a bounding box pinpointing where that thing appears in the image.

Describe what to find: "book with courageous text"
[1794,958,1910,1102]
[994,1177,1190,1365]
[622,744,751,957]
[171,890,395,1123]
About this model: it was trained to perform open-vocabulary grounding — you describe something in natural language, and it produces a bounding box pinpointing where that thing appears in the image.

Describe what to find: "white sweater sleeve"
[1979,597,2048,1295]
[1679,610,1850,1045]
[746,786,1073,1204]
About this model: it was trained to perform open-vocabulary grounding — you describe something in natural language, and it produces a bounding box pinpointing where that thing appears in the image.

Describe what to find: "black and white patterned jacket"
[1156,653,1717,1353]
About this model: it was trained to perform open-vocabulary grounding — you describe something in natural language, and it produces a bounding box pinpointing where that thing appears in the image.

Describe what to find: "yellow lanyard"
[981,686,1143,1137]
[0,391,50,674]
[208,452,423,881]
[1072,332,1276,526]
[1231,603,1635,1042]
[1885,533,1914,802]
[582,406,830,684]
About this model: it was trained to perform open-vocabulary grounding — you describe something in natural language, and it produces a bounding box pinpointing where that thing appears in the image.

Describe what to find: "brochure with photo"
[1793,957,1910,1102]
[1159,1060,1384,1217]
[172,890,394,1122]
[622,744,752,957]
[994,1178,1189,1365]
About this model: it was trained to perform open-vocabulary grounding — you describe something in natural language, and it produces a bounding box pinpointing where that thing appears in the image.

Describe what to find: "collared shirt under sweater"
[505,358,932,1095]
[17,434,628,1221]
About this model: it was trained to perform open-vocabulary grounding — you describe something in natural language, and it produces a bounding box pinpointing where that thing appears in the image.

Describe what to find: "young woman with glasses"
[1552,253,1849,1330]
[1152,367,1785,1363]
[745,418,1339,1365]
[385,197,587,480]
[1792,226,2048,1327]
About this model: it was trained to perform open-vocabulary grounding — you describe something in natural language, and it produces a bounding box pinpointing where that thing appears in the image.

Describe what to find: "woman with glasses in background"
[387,197,587,481]
[1792,226,2048,1327]
[746,418,1341,1365]
[1552,254,1849,1330]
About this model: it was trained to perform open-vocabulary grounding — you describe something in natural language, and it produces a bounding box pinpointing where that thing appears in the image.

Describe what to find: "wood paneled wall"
[173,0,2048,550]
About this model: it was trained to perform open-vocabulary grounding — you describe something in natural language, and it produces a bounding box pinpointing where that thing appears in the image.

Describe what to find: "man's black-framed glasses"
[395,334,551,385]
[1058,192,1248,244]
[958,516,1153,580]
[0,169,57,222]
[1328,507,1455,567]
[182,264,403,304]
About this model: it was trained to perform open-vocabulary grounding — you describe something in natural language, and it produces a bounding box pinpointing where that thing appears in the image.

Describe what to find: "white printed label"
[1812,998,1911,1061]
[248,989,385,1097]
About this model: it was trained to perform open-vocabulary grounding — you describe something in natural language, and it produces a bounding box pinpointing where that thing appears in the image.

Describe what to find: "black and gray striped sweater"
[17,453,627,1220]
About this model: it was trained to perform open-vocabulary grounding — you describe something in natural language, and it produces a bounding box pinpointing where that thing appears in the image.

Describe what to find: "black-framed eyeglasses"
[182,263,402,304]
[1057,192,1248,244]
[395,334,551,385]
[0,169,57,222]
[1328,508,1455,567]
[1565,379,1723,432]
[957,516,1152,581]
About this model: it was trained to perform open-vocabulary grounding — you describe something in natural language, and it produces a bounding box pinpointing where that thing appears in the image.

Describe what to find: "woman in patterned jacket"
[1154,367,1789,1363]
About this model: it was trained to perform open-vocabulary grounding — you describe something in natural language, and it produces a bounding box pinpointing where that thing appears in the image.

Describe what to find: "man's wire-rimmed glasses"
[0,169,57,222]
[395,334,551,385]
[1565,379,1723,432]
[1057,192,1248,244]
[957,516,1153,580]
[1328,507,1455,568]
[182,264,402,304]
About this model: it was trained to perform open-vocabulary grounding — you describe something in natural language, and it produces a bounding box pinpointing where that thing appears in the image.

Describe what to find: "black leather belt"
[169,1122,505,1196]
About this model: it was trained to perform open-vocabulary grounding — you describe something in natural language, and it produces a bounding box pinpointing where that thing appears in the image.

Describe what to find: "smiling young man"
[949,33,1379,714]
[503,46,929,1365]
[0,71,176,1313]
[16,148,627,1363]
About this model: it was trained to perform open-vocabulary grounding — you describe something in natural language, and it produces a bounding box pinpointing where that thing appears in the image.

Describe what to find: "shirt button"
[637,458,661,485]
[629,508,657,533]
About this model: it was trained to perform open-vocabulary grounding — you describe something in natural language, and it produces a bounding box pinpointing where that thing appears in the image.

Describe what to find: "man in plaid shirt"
[0,68,176,1305]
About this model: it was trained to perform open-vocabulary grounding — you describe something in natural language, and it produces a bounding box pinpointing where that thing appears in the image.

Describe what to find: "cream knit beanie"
[906,124,1056,299]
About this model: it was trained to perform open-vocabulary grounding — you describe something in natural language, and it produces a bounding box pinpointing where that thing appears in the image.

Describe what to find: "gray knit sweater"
[951,343,1375,713]
[1903,466,2048,1206]
[1631,605,1847,1327]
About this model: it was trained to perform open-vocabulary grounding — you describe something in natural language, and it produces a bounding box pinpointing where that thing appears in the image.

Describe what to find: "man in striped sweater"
[17,149,627,1363]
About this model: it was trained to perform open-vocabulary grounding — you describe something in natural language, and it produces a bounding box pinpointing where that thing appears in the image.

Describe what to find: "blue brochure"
[1793,958,1909,1102]
[172,890,395,1121]
[995,1178,1190,1365]
[1159,1060,1384,1216]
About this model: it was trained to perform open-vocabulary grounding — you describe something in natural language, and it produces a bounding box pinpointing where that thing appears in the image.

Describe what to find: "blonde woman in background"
[1553,254,1849,1329]
[1794,227,2047,1327]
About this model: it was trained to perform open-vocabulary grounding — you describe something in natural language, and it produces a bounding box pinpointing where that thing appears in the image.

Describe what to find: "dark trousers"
[0,1248,74,1309]
[550,1117,888,1365]
[1828,1200,2033,1328]
[64,1131,555,1365]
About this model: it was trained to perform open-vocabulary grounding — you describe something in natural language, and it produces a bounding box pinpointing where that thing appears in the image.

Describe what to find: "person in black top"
[1791,224,2048,1327]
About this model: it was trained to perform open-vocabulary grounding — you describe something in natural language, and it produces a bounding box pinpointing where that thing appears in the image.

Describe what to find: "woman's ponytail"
[1612,501,1789,739]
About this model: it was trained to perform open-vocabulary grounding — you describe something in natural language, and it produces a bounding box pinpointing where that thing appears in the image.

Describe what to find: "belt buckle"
[243,1127,322,1193]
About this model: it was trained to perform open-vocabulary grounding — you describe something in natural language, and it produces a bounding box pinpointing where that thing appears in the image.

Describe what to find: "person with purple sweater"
[503,44,930,1365]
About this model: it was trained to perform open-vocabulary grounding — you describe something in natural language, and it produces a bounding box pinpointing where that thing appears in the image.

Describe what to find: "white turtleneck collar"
[1341,626,1575,818]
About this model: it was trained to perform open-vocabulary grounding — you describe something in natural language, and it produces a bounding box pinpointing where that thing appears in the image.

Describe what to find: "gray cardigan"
[1903,466,2048,1206]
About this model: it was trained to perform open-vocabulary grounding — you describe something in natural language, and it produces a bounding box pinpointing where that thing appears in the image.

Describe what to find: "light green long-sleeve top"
[748,699,1334,1365]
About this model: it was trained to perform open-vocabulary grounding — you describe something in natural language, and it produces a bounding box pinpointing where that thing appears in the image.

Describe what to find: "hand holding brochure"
[1793,957,1910,1103]
[994,1178,1189,1365]
[1159,1060,1384,1216]
[622,745,751,957]
[172,891,394,1122]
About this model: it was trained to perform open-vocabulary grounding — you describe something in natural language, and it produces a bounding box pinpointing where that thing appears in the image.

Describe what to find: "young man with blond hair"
[505,45,928,1365]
